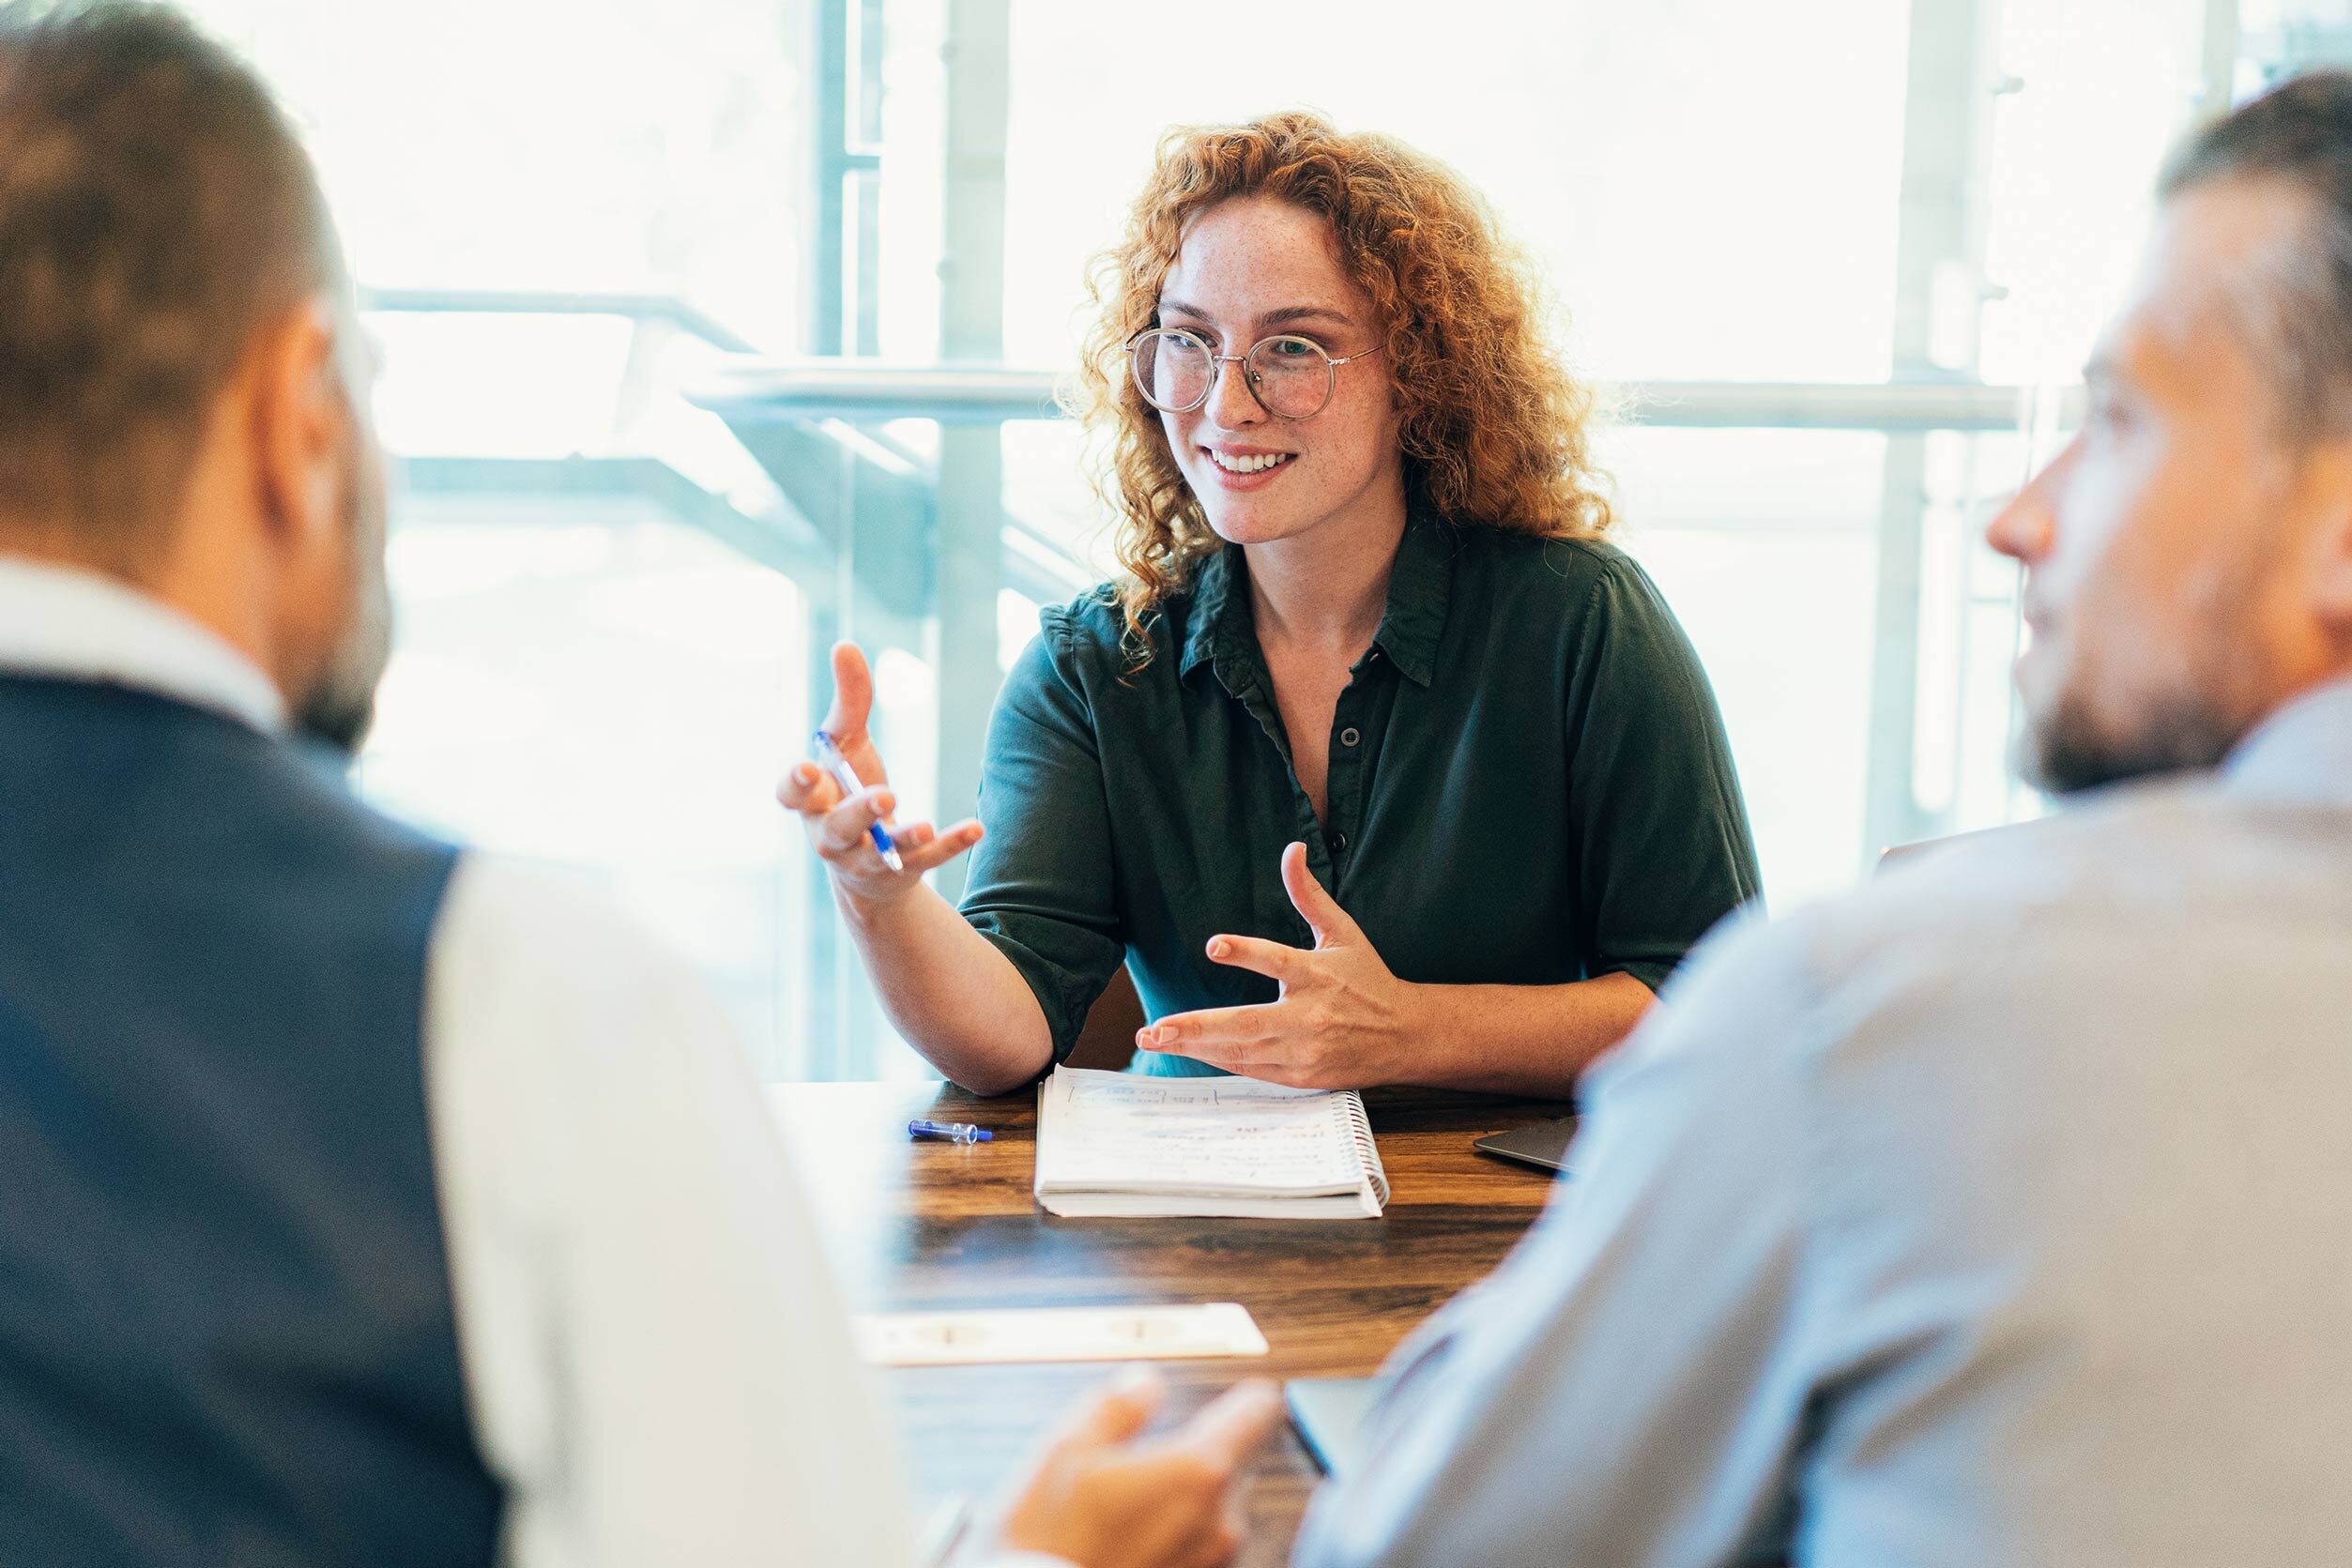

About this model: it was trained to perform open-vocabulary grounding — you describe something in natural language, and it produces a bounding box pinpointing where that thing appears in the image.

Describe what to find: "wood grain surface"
[771,1080,1572,1565]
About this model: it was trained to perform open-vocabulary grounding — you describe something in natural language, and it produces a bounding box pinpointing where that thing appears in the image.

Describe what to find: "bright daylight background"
[182,0,2341,1079]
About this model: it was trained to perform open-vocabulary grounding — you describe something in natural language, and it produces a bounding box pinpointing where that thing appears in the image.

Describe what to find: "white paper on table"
[852,1302,1270,1366]
[1032,1067,1390,1218]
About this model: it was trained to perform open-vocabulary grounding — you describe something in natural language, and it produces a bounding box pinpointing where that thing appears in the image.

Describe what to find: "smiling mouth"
[1203,448,1296,475]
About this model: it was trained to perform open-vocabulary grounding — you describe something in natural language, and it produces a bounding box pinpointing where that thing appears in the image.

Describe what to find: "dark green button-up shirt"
[960,515,1763,1078]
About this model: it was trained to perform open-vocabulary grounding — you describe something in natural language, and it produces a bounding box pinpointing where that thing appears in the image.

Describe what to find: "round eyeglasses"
[1126,327,1382,421]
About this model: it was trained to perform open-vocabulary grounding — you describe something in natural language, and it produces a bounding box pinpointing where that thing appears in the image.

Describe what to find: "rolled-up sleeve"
[1564,555,1763,993]
[958,608,1127,1063]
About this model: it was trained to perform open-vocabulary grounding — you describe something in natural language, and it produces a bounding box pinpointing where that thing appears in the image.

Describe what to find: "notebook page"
[1037,1068,1368,1196]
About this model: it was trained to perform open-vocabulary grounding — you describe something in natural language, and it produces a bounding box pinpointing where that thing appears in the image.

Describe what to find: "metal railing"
[355,288,2081,434]
[359,287,762,354]
[690,359,2083,433]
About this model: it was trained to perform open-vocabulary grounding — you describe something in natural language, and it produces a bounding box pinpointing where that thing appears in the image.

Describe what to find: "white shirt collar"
[0,555,288,733]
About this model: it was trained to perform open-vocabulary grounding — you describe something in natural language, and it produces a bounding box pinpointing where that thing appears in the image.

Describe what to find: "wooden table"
[771,1080,1570,1565]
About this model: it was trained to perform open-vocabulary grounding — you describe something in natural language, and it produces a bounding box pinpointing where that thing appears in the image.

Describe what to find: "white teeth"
[1207,449,1294,475]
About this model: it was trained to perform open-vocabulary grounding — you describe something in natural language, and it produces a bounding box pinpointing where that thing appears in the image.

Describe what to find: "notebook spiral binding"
[1334,1091,1393,1208]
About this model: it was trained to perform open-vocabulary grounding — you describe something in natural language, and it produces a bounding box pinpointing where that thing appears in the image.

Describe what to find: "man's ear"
[245,297,347,556]
[2316,505,2352,628]
[2283,436,2352,677]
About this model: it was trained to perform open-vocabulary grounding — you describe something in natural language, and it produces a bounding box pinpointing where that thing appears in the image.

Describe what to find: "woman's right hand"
[776,642,985,908]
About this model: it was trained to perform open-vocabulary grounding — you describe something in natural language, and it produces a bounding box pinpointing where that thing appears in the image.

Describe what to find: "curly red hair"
[1071,110,1614,657]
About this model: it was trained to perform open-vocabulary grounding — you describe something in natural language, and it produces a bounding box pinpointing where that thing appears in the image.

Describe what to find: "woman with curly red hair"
[781,112,1760,1095]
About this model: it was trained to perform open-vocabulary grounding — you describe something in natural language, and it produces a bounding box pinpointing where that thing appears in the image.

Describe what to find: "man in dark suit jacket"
[0,7,1277,1566]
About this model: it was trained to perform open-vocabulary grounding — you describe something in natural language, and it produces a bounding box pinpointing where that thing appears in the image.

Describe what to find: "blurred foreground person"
[1297,71,2352,1568]
[0,7,1275,1566]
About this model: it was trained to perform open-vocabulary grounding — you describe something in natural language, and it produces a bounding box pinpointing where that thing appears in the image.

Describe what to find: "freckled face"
[1154,194,1404,553]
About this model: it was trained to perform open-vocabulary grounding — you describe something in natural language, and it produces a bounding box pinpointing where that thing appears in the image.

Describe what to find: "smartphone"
[1471,1116,1579,1175]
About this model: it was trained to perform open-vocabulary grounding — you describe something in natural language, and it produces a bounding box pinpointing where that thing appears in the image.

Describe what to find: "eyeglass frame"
[1123,326,1385,421]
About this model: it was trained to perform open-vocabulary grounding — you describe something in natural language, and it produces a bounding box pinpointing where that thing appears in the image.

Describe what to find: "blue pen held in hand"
[812,729,904,872]
[908,1118,992,1144]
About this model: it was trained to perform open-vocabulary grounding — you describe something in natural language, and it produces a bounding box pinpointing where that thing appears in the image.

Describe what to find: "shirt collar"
[1369,514,1452,688]
[2222,674,2352,804]
[1176,544,1240,682]
[1174,512,1455,690]
[0,555,288,733]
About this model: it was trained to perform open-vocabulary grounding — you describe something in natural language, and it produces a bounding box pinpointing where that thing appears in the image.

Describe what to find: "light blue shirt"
[1294,677,2352,1568]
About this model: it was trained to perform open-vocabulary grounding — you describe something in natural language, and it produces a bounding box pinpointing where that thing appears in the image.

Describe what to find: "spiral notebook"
[1033,1066,1392,1219]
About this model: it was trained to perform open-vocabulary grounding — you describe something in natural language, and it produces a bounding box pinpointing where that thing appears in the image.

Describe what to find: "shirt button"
[1332,831,1349,851]
[1339,726,1361,748]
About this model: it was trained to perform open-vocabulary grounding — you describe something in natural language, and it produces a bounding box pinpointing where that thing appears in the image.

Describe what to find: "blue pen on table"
[908,1118,993,1144]
[811,729,904,872]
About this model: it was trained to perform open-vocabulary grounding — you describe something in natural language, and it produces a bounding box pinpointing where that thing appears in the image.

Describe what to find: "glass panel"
[359,500,806,1076]
[869,0,948,361]
[2241,0,2352,84]
[1604,429,1886,906]
[1977,0,2212,391]
[191,0,807,348]
[173,0,2240,1079]
[1002,0,1911,381]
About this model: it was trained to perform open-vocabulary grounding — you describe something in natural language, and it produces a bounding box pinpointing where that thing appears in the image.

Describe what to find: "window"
[191,0,2245,1077]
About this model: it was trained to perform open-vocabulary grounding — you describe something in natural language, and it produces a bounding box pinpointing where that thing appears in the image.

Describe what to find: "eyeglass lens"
[1131,329,1336,419]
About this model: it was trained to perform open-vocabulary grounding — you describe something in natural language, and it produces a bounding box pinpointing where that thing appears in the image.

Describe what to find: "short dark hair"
[0,1,339,562]
[2161,70,2352,442]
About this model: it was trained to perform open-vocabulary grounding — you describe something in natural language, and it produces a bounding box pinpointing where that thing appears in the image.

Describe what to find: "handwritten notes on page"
[1032,1067,1391,1219]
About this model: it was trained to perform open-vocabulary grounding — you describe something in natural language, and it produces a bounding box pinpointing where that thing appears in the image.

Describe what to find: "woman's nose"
[1204,355,1264,428]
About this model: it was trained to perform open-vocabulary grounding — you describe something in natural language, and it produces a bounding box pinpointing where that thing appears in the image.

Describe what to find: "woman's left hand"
[1138,842,1424,1088]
